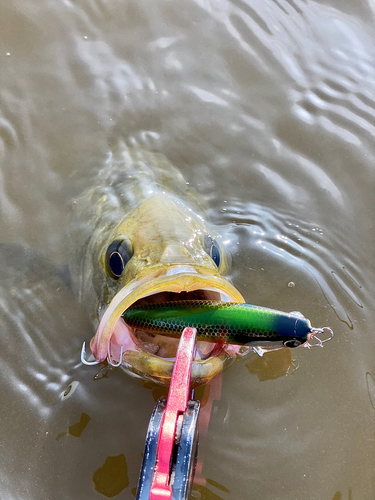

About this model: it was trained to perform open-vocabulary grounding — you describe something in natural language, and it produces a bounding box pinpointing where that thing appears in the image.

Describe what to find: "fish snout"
[160,244,201,265]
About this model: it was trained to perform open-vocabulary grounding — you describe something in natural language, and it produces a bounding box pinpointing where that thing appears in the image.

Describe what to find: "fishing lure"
[122,300,333,351]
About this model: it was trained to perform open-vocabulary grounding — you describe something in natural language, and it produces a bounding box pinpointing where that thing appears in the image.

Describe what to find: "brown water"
[0,1,374,499]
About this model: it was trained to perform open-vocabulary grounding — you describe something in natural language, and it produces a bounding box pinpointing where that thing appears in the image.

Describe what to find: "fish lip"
[90,265,244,386]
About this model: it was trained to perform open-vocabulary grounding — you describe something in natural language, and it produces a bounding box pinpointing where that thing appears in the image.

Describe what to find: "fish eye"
[105,239,133,279]
[204,235,221,268]
[283,339,302,348]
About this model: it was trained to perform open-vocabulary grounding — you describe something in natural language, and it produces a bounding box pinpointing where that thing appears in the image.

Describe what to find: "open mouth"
[88,266,245,386]
[112,289,227,362]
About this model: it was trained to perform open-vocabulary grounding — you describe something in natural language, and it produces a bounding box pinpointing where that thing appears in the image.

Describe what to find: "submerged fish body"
[123,301,313,348]
[70,146,245,386]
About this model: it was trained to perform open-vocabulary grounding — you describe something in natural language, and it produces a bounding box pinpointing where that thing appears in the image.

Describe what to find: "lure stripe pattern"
[122,300,312,347]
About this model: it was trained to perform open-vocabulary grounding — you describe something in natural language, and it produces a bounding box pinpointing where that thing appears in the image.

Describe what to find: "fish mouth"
[90,266,245,386]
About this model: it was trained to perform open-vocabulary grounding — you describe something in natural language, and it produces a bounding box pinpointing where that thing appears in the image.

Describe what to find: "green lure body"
[123,300,313,348]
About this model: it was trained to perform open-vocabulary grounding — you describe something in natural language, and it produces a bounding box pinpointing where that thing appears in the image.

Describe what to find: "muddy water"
[0,1,374,499]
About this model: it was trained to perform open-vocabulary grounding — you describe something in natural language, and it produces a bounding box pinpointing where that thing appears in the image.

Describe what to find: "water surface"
[0,1,374,499]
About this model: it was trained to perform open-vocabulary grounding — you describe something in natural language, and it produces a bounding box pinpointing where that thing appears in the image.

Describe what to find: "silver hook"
[305,327,334,349]
[107,345,123,367]
[81,341,100,365]
[236,345,251,357]
[252,345,284,357]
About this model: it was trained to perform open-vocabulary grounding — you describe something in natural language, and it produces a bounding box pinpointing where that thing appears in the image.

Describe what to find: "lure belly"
[123,300,319,348]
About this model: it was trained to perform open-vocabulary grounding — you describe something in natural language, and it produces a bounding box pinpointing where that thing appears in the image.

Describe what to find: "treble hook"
[305,327,334,349]
[107,345,124,368]
[81,341,100,365]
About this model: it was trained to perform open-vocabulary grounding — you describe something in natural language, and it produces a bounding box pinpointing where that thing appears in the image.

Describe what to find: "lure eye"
[204,235,221,268]
[283,339,302,348]
[106,239,133,279]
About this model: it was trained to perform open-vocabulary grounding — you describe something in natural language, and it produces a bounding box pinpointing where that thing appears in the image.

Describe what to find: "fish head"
[80,192,245,387]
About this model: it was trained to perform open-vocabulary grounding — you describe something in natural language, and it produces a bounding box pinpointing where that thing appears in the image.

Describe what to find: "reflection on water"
[93,365,112,381]
[56,412,91,440]
[1,0,375,499]
[192,478,230,500]
[332,490,353,500]
[145,381,169,403]
[246,349,293,381]
[206,478,230,494]
[93,454,129,498]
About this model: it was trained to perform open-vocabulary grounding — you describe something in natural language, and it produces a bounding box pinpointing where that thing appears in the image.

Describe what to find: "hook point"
[107,345,124,367]
[81,341,100,366]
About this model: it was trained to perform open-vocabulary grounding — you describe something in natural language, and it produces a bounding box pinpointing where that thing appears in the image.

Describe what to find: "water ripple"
[0,245,90,417]
[0,0,374,499]
[225,203,367,332]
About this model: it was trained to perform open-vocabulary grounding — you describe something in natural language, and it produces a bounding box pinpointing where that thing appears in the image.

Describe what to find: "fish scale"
[123,300,313,347]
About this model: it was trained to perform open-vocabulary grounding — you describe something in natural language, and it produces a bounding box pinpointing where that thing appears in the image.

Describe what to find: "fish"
[70,145,246,386]
[71,145,333,386]
[122,300,319,348]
